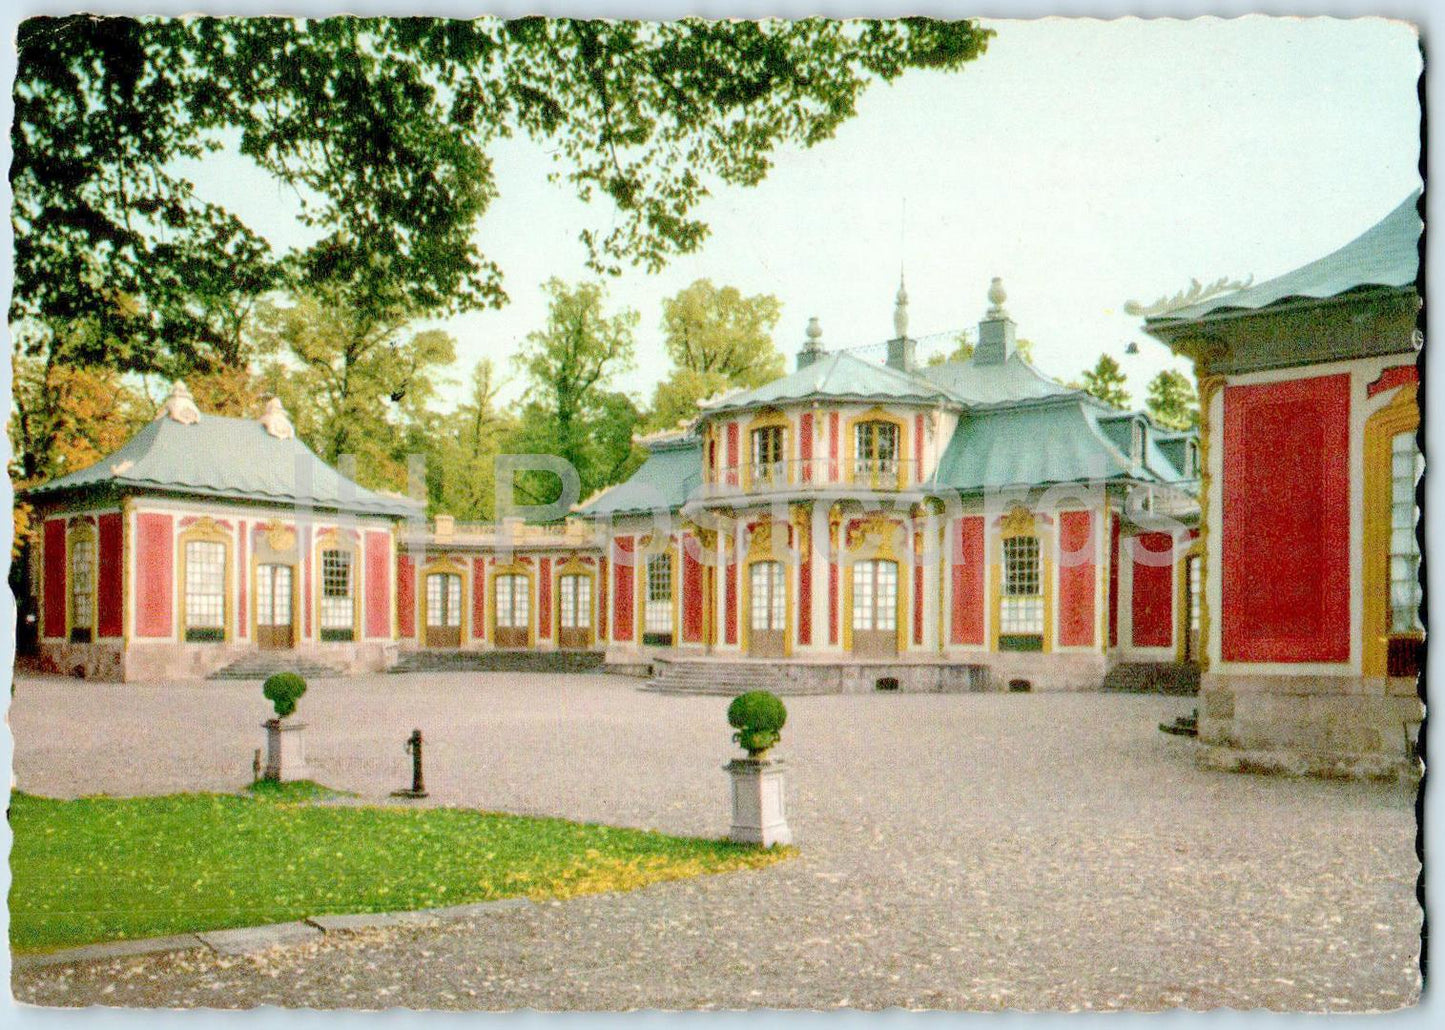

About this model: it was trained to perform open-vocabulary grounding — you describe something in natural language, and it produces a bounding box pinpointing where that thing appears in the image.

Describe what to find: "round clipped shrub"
[727,690,788,758]
[263,672,308,720]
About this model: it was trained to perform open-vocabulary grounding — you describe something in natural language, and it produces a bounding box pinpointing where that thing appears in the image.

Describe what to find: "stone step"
[644,660,841,696]
[1101,661,1200,696]
[208,658,346,681]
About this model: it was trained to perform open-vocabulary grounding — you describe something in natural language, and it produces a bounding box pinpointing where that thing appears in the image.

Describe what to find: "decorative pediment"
[846,514,903,554]
[998,505,1036,539]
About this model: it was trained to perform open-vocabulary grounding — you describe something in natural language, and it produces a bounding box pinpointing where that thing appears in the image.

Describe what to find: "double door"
[425,572,463,648]
[557,574,592,649]
[256,564,295,649]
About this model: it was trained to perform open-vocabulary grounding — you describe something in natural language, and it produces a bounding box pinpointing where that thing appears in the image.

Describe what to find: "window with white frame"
[320,549,355,640]
[750,561,786,631]
[184,540,226,641]
[854,421,899,479]
[495,574,529,629]
[751,425,786,484]
[1000,535,1044,637]
[644,552,673,643]
[851,559,898,632]
[559,574,590,629]
[69,535,95,642]
[1389,430,1423,633]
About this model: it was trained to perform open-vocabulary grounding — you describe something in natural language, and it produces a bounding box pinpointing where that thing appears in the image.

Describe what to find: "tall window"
[320,549,355,641]
[1389,430,1423,634]
[69,535,95,643]
[559,574,590,628]
[750,561,786,631]
[1000,535,1043,646]
[751,425,786,484]
[644,552,673,644]
[851,559,898,632]
[184,540,226,642]
[854,421,899,480]
[495,574,529,629]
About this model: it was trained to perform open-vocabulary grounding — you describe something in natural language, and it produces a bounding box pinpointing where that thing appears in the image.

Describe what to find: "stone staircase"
[1101,661,1201,696]
[644,659,839,696]
[388,650,606,675]
[208,655,346,681]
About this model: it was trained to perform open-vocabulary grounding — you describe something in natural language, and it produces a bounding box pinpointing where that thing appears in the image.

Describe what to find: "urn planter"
[262,718,310,782]
[725,757,793,847]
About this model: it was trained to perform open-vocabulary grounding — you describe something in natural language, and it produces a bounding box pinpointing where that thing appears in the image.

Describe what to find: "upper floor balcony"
[686,457,926,501]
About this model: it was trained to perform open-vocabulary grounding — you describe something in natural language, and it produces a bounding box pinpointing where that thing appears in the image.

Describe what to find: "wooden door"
[255,564,295,649]
[851,559,898,657]
[425,572,462,648]
[494,573,530,649]
[557,574,591,649]
[748,561,786,658]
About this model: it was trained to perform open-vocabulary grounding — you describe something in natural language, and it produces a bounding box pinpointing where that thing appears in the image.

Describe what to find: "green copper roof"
[1150,191,1421,324]
[26,413,421,518]
[918,352,1075,406]
[577,438,702,517]
[933,398,1194,493]
[699,352,953,413]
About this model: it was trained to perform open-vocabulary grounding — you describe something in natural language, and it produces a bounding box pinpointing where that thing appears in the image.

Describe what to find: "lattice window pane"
[497,575,528,628]
[1388,430,1423,633]
[1001,597,1044,634]
[874,561,897,632]
[447,575,462,626]
[427,574,444,627]
[852,561,875,630]
[184,540,225,631]
[320,550,353,631]
[70,538,95,629]
[647,554,673,602]
[1003,536,1041,598]
[1188,557,1201,633]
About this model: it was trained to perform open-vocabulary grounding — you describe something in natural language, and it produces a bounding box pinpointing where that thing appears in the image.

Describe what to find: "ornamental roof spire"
[159,381,200,424]
[893,273,910,340]
[987,276,1009,318]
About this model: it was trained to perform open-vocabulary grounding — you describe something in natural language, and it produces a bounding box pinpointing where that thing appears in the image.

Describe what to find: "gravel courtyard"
[8,672,1421,1011]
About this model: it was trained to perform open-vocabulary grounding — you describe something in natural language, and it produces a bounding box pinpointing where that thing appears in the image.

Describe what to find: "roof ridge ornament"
[986,277,1009,319]
[1123,274,1255,318]
[260,396,295,440]
[159,380,201,424]
[893,275,909,339]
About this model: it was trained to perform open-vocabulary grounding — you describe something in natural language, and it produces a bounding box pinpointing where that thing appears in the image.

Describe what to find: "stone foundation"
[1197,671,1422,777]
[38,640,395,682]
[969,650,1111,692]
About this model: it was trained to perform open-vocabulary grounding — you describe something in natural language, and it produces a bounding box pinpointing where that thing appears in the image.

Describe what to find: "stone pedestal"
[725,758,792,847]
[263,719,310,782]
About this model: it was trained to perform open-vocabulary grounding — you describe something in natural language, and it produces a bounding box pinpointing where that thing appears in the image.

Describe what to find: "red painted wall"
[725,554,738,645]
[1057,511,1095,647]
[135,513,173,638]
[798,553,812,646]
[538,558,552,639]
[598,557,608,640]
[914,415,925,482]
[236,521,248,638]
[1222,374,1351,662]
[397,553,416,638]
[726,423,739,485]
[1130,532,1174,649]
[950,516,985,646]
[472,558,487,638]
[97,513,124,638]
[613,537,634,642]
[682,537,704,643]
[1368,363,1418,397]
[364,531,391,639]
[828,413,839,480]
[800,412,814,482]
[827,561,839,644]
[42,519,67,639]
[1108,514,1121,648]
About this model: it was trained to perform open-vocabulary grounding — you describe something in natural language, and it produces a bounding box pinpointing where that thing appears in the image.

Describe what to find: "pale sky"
[189,16,1422,412]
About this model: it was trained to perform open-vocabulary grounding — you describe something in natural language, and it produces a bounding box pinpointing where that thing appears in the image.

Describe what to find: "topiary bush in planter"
[727,690,787,760]
[263,672,307,720]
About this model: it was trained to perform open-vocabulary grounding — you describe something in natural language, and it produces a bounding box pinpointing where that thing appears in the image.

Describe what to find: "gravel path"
[8,673,1421,1010]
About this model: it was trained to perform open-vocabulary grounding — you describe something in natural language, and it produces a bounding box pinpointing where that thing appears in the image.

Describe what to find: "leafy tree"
[253,292,457,492]
[1078,354,1131,409]
[645,368,736,432]
[926,329,974,366]
[9,348,148,485]
[1145,369,1200,431]
[13,16,993,376]
[1014,337,1035,364]
[510,280,643,508]
[424,359,518,519]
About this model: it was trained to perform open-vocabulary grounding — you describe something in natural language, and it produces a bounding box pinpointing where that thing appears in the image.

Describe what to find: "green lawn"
[8,784,792,954]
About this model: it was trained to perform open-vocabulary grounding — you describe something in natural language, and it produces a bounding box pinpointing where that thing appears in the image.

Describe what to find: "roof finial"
[987,276,1009,318]
[805,316,823,345]
[893,273,910,340]
[159,380,200,425]
[259,395,295,440]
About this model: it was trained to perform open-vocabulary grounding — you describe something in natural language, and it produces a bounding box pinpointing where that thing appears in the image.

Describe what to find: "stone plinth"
[263,719,310,782]
[725,758,792,847]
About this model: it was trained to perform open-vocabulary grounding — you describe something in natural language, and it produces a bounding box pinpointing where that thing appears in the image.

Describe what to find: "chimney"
[797,316,826,370]
[884,275,917,372]
[974,277,1017,365]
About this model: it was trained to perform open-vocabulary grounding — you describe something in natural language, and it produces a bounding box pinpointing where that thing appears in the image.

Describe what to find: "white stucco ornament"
[987,276,1009,318]
[159,381,200,424]
[260,396,295,440]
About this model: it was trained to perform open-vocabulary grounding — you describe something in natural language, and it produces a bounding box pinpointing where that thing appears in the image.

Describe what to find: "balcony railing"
[687,457,924,499]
